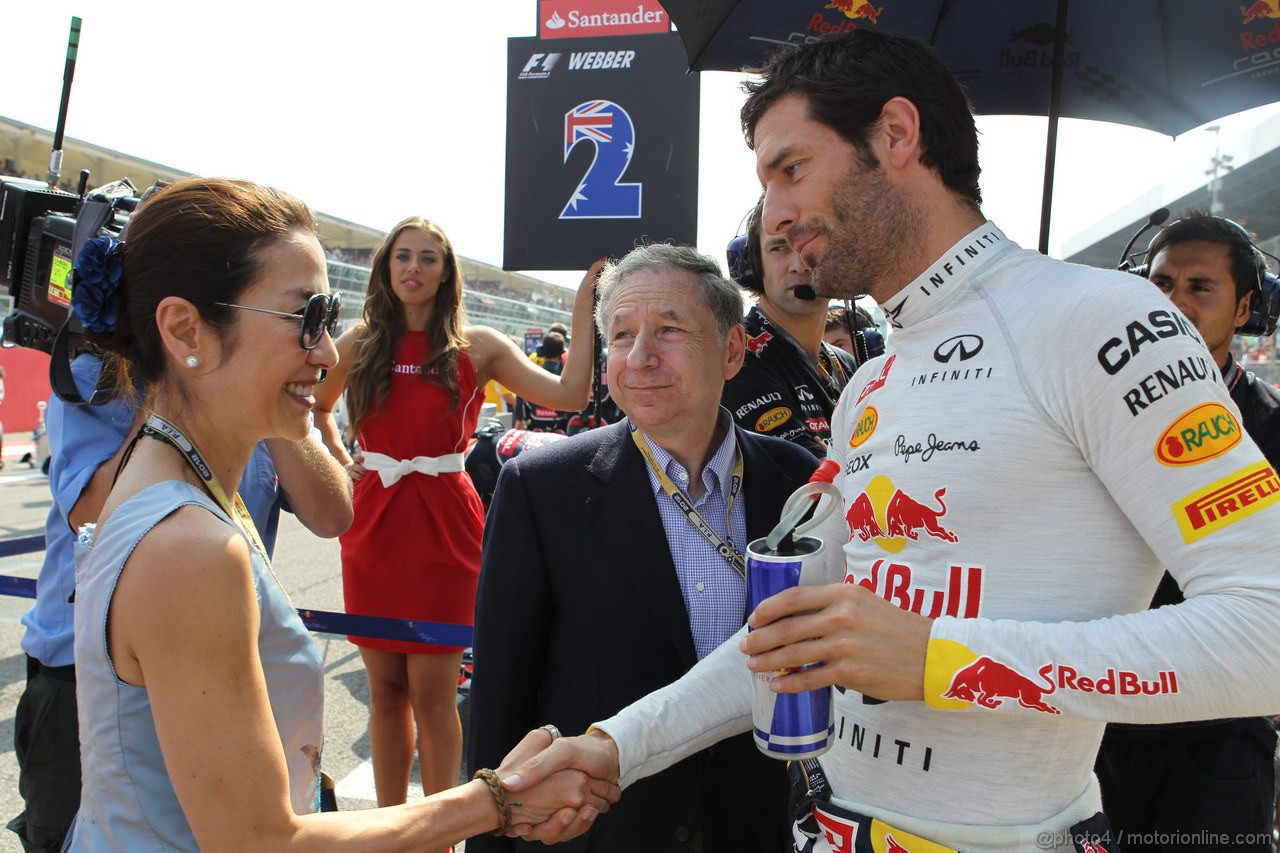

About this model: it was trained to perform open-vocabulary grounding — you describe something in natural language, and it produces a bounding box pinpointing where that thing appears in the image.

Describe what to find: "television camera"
[0,173,150,404]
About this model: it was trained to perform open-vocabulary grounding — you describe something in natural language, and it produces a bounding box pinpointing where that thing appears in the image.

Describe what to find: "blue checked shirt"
[640,411,749,659]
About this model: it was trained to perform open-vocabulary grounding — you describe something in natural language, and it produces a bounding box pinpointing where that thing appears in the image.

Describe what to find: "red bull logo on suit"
[746,330,773,355]
[846,561,983,619]
[926,640,1180,713]
[941,657,1061,714]
[845,475,958,553]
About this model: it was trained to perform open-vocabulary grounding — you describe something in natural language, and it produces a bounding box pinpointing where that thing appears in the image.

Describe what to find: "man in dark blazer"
[467,244,819,853]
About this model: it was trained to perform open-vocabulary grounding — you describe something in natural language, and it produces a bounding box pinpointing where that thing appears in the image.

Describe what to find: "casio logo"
[934,335,983,363]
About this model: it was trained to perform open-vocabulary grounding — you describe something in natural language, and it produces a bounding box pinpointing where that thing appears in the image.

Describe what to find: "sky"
[3,1,1278,290]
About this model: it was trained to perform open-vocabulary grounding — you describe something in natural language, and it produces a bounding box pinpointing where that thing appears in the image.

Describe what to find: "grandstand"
[1,115,572,341]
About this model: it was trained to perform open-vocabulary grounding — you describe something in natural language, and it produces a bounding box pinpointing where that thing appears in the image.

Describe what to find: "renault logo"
[934,335,983,363]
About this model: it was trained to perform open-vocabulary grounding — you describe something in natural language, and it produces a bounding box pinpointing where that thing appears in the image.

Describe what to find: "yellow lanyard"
[629,422,746,580]
[142,413,270,563]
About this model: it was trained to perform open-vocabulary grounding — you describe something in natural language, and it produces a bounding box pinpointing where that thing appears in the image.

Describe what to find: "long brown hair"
[345,217,467,436]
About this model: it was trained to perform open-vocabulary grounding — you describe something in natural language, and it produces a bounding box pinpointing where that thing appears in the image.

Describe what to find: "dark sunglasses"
[214,292,342,350]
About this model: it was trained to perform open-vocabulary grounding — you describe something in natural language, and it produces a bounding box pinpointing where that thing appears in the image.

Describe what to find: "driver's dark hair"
[1147,210,1265,303]
[741,28,982,210]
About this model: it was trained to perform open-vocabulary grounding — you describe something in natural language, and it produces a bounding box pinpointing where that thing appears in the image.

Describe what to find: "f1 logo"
[520,53,562,75]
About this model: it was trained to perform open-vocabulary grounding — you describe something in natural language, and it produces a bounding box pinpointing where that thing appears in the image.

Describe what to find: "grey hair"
[594,243,745,341]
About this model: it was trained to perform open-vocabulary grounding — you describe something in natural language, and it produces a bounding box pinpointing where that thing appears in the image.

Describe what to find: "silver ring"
[540,724,561,741]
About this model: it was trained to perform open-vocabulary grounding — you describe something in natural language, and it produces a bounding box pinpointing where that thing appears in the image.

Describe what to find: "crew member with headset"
[1097,210,1280,851]
[721,197,868,458]
[514,331,570,433]
[823,304,884,359]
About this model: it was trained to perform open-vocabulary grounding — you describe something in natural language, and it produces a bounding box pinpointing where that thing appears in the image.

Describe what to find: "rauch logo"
[849,406,878,449]
[1155,402,1241,466]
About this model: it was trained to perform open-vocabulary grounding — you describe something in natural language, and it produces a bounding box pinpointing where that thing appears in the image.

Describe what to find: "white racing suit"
[595,223,1280,852]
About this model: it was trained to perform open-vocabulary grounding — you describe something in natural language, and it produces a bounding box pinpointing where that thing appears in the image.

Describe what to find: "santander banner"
[539,0,669,40]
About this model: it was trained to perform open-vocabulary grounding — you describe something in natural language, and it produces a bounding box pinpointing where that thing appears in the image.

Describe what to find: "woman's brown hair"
[85,177,316,394]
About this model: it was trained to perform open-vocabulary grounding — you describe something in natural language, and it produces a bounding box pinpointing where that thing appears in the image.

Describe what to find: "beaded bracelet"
[473,768,512,836]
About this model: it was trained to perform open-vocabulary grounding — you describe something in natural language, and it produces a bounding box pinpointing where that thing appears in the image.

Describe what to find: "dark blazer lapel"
[739,427,804,540]
[586,423,698,668]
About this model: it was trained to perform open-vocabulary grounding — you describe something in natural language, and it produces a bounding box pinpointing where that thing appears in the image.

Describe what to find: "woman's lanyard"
[142,412,270,562]
[628,422,746,580]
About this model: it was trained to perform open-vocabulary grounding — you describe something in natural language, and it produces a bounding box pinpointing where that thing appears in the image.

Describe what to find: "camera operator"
[514,331,570,433]
[1096,211,1280,851]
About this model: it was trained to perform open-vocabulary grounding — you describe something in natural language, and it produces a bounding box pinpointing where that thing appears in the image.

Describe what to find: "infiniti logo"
[934,335,984,363]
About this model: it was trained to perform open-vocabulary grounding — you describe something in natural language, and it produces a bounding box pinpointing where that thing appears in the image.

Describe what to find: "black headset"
[726,202,763,293]
[1125,213,1280,337]
[725,231,762,292]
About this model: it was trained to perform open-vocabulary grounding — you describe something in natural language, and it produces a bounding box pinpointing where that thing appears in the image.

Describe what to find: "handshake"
[489,726,624,843]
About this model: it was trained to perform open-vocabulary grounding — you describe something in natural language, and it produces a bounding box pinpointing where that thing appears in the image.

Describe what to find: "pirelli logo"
[1172,461,1280,543]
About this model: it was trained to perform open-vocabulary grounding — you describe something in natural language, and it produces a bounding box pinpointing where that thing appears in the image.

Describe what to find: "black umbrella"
[657,0,1280,253]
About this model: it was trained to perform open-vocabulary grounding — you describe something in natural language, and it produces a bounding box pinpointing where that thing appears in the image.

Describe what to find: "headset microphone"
[1118,207,1170,273]
[794,285,817,301]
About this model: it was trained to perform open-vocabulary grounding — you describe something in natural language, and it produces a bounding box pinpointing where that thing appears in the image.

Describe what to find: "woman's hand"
[574,257,607,314]
[345,450,366,482]
[495,727,620,840]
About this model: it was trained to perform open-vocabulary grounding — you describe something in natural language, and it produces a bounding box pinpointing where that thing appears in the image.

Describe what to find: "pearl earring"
[185,355,200,368]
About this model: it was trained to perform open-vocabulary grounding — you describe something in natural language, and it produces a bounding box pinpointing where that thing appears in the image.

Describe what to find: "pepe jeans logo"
[933,335,983,363]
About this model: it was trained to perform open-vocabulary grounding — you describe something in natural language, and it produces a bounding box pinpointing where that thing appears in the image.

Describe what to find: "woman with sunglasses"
[313,217,598,807]
[66,178,613,851]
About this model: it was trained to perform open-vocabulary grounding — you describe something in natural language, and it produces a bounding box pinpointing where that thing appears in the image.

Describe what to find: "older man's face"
[605,268,745,439]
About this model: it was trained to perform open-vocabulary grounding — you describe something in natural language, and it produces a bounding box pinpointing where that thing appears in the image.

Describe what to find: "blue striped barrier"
[0,535,473,646]
[0,535,46,559]
[297,610,473,647]
[0,574,37,599]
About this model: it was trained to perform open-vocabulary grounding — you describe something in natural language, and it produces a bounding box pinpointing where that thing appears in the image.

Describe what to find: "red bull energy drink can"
[747,535,834,760]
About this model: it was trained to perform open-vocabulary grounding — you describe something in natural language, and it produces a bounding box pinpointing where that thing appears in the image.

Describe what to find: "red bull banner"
[539,0,670,39]
[504,33,698,270]
[1241,0,1280,26]
[656,0,1280,138]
